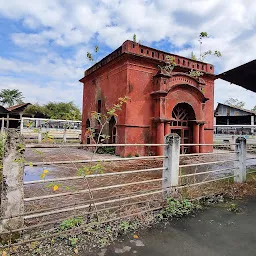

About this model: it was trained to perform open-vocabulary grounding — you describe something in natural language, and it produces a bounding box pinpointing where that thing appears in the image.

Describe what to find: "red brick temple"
[79,40,215,156]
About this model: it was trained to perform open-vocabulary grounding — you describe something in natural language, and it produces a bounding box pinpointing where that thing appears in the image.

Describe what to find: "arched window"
[109,116,116,144]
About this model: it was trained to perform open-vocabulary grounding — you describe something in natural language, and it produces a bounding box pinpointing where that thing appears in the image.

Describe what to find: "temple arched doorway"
[170,103,196,153]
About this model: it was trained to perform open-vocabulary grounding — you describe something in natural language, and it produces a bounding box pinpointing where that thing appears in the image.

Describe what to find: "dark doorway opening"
[170,103,196,154]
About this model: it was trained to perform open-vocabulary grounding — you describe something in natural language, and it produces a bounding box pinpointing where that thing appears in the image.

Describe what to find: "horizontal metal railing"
[25,143,239,148]
[179,167,237,178]
[179,159,238,168]
[24,167,165,185]
[25,155,166,166]
[24,178,163,202]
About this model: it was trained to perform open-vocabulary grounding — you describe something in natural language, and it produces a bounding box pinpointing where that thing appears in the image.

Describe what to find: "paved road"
[97,197,256,256]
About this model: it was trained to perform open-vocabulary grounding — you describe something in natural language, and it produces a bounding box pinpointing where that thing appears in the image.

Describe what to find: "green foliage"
[196,31,222,61]
[214,50,222,57]
[78,162,105,176]
[224,98,245,108]
[96,146,115,155]
[191,51,197,60]
[87,52,94,62]
[119,220,136,233]
[69,236,78,246]
[59,217,84,231]
[87,46,100,63]
[42,131,54,143]
[201,50,222,60]
[44,101,81,120]
[0,89,24,107]
[158,198,201,220]
[23,103,47,117]
[252,106,256,111]
[159,55,176,75]
[16,143,25,153]
[189,69,204,78]
[228,203,239,213]
[24,102,81,120]
[199,32,208,38]
[133,34,137,43]
[87,96,129,145]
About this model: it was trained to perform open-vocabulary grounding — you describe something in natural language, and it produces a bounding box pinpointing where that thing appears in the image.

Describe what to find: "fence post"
[162,133,180,198]
[235,137,246,183]
[0,129,24,232]
[230,135,236,151]
[63,129,67,143]
[1,117,4,133]
[20,117,24,133]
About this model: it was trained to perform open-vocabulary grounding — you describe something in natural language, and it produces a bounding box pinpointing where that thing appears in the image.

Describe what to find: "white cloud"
[0,0,255,109]
[0,76,82,107]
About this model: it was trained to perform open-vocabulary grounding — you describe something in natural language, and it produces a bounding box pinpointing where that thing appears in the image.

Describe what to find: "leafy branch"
[158,55,176,75]
[87,46,100,63]
[196,31,222,61]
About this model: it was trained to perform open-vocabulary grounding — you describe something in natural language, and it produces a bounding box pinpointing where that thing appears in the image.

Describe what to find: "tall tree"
[44,102,81,120]
[0,89,24,107]
[224,98,245,108]
[23,102,82,120]
[23,103,47,117]
[252,106,256,112]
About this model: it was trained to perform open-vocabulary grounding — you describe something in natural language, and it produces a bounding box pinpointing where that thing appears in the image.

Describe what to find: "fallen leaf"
[43,169,49,174]
[53,185,59,191]
[2,251,7,256]
[74,248,79,254]
[133,234,139,239]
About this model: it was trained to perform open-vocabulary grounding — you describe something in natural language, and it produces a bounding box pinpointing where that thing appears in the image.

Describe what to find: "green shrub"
[96,146,115,155]
[59,217,84,231]
[158,198,201,220]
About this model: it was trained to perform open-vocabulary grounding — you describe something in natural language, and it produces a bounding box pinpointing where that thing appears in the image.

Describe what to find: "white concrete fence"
[0,131,252,237]
[162,134,247,194]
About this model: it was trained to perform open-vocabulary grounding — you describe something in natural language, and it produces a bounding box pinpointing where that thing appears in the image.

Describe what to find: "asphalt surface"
[98,197,256,256]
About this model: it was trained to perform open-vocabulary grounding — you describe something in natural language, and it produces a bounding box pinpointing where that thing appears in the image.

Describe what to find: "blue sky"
[0,0,255,109]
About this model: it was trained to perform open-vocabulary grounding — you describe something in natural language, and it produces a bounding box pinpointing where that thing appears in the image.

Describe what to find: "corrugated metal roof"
[217,60,256,93]
[215,102,256,116]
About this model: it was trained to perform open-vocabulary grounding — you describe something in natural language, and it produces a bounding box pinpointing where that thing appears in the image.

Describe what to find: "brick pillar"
[199,124,205,153]
[157,122,165,155]
[164,122,170,136]
[193,123,199,153]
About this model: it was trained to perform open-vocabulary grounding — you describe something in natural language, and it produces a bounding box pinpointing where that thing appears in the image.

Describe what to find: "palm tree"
[0,89,24,107]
